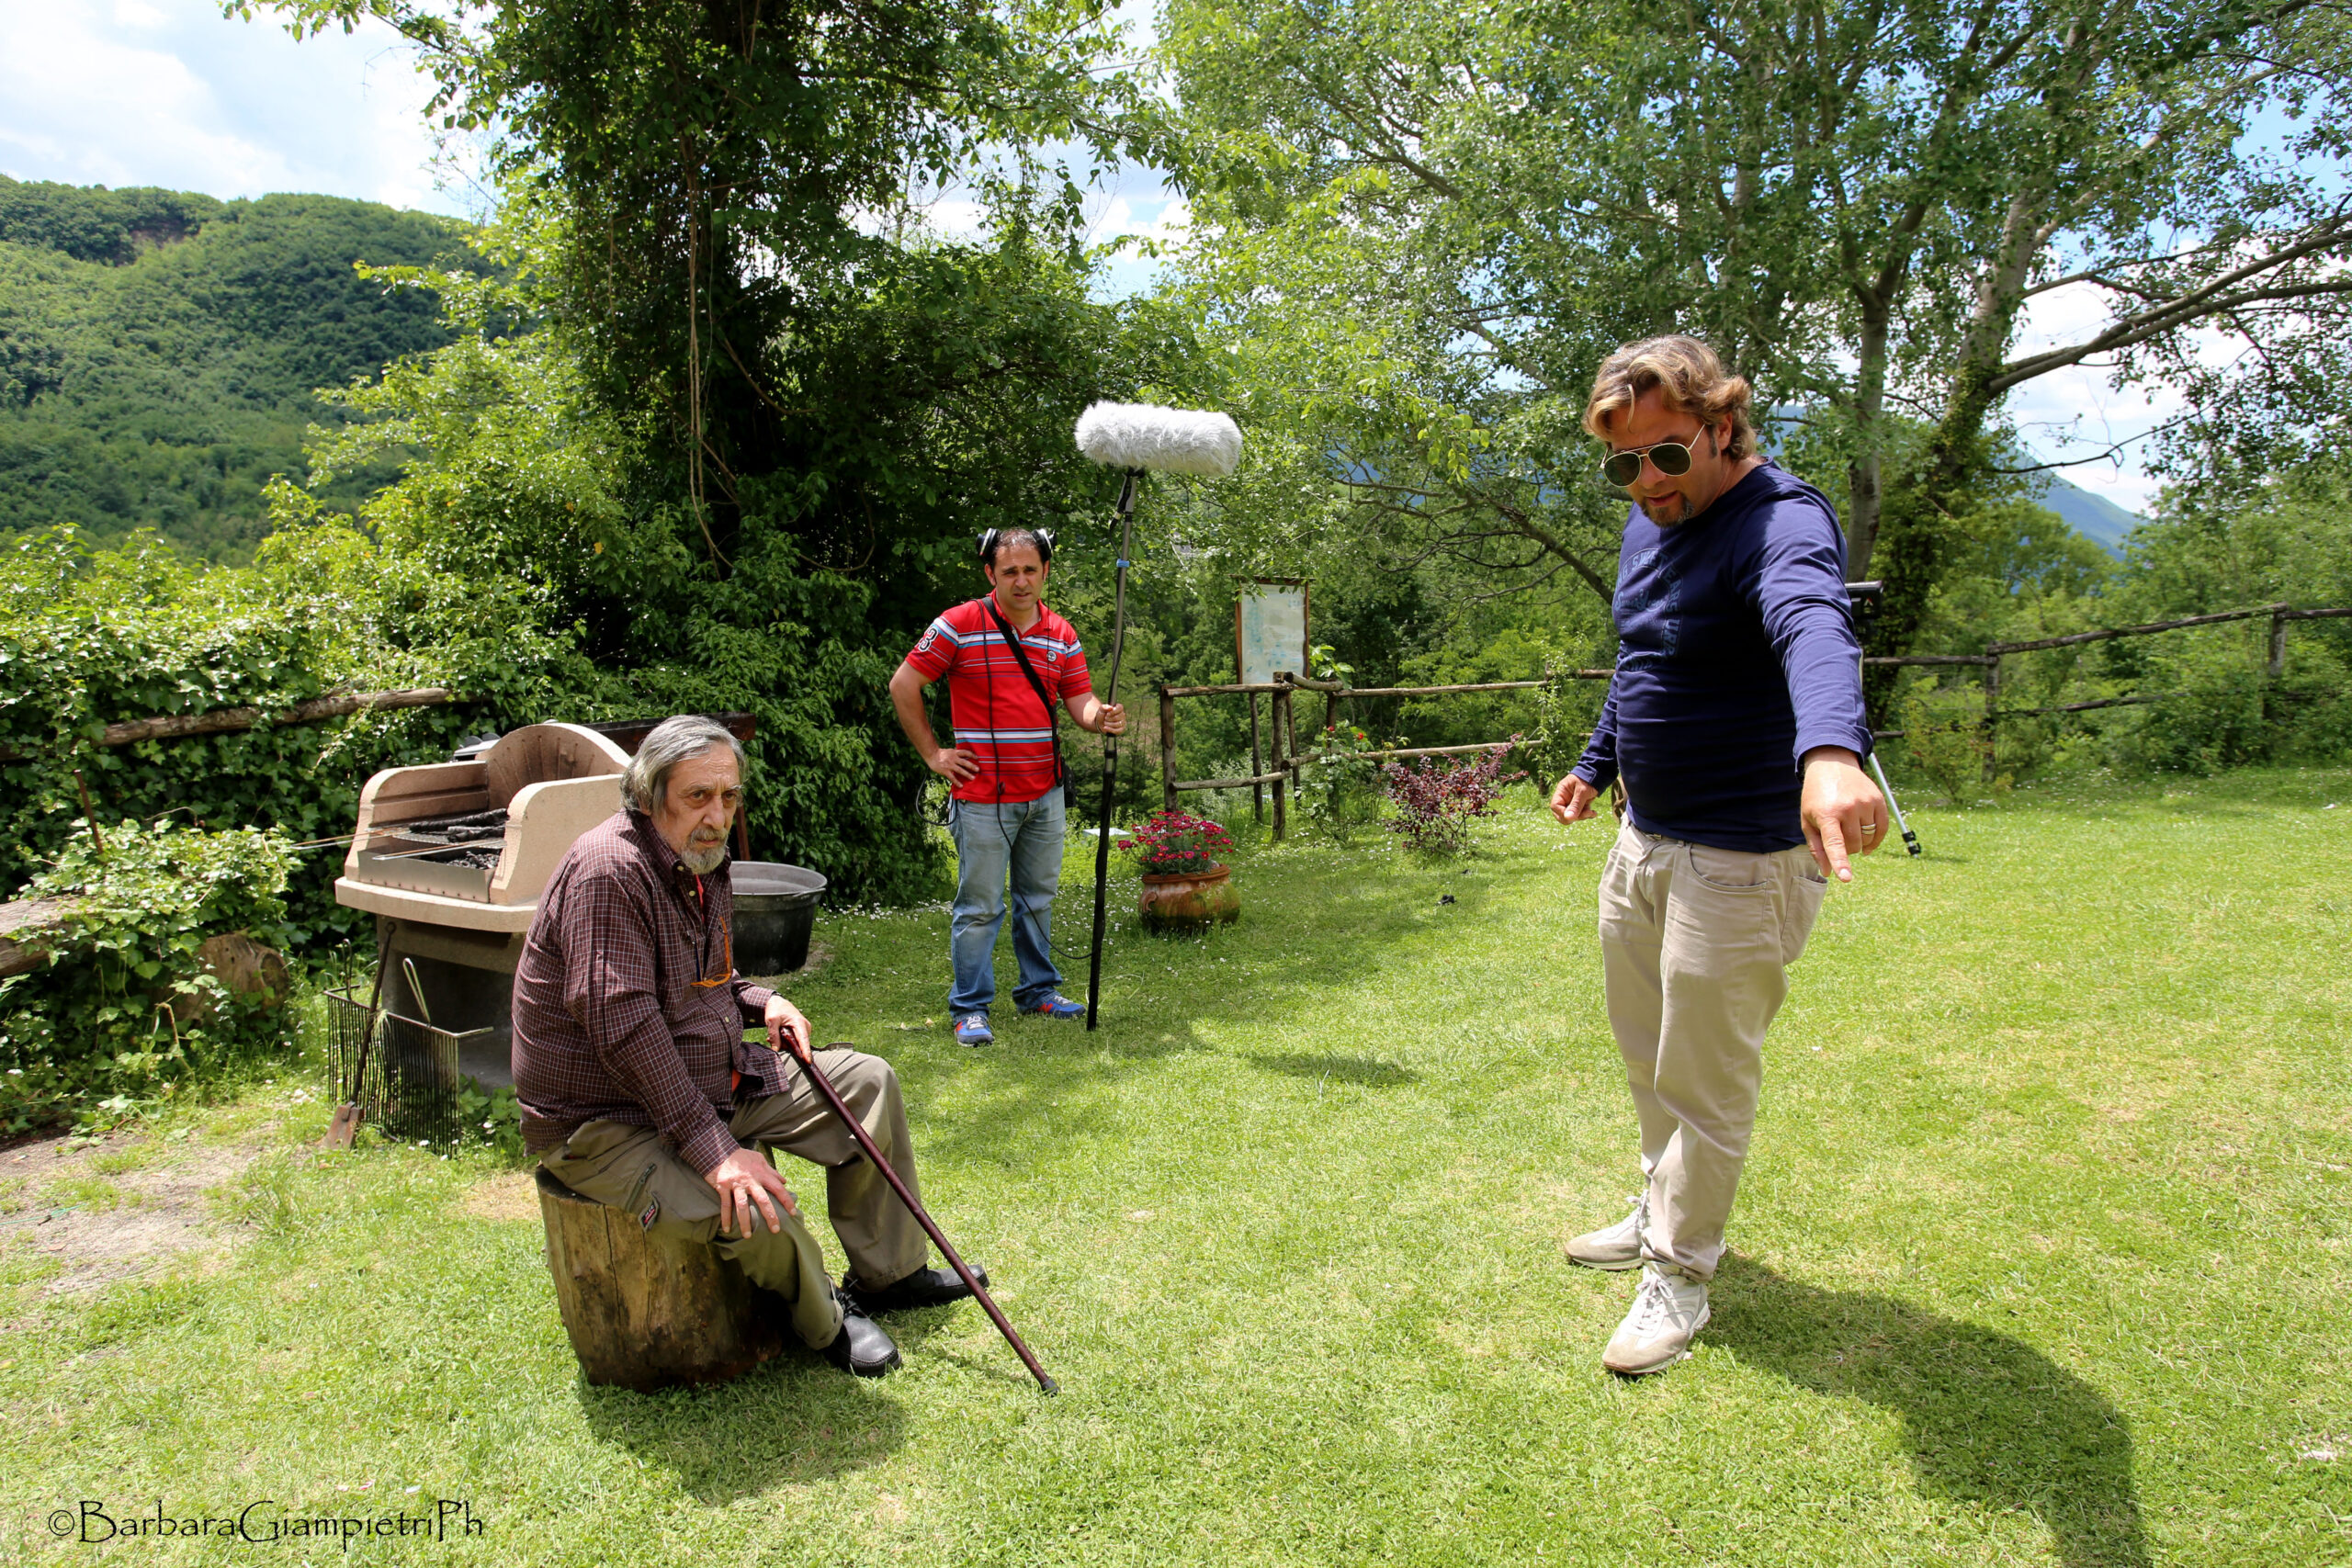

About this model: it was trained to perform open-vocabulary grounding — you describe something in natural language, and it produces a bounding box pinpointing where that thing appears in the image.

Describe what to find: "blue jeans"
[947,795,1066,1015]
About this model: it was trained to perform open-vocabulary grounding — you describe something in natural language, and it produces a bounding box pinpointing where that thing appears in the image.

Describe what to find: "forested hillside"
[0,178,469,559]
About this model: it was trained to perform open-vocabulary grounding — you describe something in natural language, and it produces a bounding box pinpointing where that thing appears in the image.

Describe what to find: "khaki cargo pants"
[540,1047,930,1350]
[1598,821,1826,1281]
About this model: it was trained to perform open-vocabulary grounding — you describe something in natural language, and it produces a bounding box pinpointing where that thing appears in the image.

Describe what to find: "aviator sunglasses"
[1600,429,1713,488]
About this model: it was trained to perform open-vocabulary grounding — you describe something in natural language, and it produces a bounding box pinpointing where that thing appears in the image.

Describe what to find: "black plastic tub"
[731,862,827,975]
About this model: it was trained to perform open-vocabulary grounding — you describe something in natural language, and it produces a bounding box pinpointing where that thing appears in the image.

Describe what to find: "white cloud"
[2003,276,2230,517]
[1084,181,1186,301]
[0,0,472,216]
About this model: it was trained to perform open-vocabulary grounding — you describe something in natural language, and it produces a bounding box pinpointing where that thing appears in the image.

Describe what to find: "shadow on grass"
[1711,1257,2148,1568]
[1249,1052,1419,1088]
[573,1319,937,1502]
[872,849,1495,1171]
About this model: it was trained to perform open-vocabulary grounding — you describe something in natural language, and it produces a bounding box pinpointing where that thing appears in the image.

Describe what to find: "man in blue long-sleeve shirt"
[1548,335,1887,1376]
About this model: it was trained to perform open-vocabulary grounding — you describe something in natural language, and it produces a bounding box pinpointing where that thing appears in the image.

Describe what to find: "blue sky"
[0,0,2199,515]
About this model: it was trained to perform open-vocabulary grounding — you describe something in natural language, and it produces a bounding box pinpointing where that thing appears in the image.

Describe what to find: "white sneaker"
[1565,1191,1647,1271]
[1601,1265,1710,1375]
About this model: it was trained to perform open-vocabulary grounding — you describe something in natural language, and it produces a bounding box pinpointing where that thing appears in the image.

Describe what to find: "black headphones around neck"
[977,527,1055,566]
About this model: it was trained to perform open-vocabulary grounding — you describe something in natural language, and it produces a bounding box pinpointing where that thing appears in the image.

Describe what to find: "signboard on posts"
[1236,580,1310,685]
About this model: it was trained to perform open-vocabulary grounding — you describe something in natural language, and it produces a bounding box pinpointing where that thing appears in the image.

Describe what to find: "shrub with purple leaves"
[1380,739,1528,855]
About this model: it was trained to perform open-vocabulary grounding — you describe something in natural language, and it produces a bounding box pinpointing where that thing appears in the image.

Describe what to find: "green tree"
[230,0,1207,901]
[295,188,1199,900]
[1156,0,2352,661]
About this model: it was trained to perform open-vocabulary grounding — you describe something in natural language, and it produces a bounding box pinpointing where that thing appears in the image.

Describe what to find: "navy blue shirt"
[1572,462,1872,852]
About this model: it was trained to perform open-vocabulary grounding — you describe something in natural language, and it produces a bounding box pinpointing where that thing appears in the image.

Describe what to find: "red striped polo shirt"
[906,597,1093,804]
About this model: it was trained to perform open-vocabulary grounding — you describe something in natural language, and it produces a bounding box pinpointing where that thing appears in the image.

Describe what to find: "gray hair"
[621,716,746,814]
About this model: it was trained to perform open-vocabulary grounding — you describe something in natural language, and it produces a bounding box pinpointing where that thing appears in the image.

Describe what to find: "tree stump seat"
[534,1166,786,1391]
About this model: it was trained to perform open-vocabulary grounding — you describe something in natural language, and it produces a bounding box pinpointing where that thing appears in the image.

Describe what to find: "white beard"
[680,840,729,875]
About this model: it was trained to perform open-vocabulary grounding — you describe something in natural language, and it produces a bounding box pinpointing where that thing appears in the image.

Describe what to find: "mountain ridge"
[0,176,470,561]
[2035,475,2144,558]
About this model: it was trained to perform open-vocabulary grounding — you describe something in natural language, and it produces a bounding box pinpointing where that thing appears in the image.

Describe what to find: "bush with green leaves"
[1522,650,1615,787]
[1899,683,2005,804]
[2116,626,2274,776]
[1295,720,1391,843]
[0,818,294,1133]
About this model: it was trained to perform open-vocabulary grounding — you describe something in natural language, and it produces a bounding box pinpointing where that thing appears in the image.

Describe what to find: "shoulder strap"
[985,601,1059,716]
[985,601,1069,786]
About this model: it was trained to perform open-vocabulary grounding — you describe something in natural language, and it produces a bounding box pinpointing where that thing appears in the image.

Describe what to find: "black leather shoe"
[818,1303,901,1378]
[843,1263,989,1315]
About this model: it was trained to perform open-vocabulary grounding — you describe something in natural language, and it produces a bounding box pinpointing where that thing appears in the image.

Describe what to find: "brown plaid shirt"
[511,809,785,1176]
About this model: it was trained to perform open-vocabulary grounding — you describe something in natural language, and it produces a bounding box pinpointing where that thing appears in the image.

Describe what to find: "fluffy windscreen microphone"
[1075,401,1243,477]
[1071,400,1239,1033]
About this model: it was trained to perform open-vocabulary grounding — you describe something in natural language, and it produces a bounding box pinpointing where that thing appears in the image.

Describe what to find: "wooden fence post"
[1159,686,1178,814]
[1289,691,1305,798]
[1982,655,2001,784]
[1248,692,1264,823]
[1269,689,1290,841]
[2269,611,2290,678]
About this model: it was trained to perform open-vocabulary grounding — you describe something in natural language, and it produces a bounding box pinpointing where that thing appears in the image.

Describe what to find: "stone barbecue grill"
[337,721,634,927]
[334,722,635,1100]
[330,716,767,1140]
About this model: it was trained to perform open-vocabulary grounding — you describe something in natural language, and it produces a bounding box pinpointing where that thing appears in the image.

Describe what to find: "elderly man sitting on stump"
[512,715,981,1379]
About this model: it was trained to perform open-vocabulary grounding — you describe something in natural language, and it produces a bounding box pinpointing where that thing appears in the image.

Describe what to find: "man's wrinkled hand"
[1550,773,1600,827]
[764,995,812,1064]
[1800,746,1886,884]
[704,1146,798,1237]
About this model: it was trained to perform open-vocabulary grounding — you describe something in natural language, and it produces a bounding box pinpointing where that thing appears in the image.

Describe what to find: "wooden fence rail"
[1873,600,2352,777]
[0,687,466,764]
[1158,669,1604,839]
[1164,598,2352,815]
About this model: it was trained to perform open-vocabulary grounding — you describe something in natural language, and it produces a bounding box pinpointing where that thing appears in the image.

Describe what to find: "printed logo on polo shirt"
[1615,545,1684,672]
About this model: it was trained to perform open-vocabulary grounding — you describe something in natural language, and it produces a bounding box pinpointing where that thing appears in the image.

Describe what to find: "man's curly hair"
[1582,335,1757,460]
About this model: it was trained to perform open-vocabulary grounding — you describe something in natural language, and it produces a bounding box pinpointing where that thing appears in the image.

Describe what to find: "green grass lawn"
[4,768,2348,1566]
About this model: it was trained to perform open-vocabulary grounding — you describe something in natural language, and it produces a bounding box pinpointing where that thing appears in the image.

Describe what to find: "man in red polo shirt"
[888,528,1126,1045]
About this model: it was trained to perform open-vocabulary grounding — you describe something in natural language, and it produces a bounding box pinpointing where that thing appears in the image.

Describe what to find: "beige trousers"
[540,1047,931,1349]
[1598,820,1826,1281]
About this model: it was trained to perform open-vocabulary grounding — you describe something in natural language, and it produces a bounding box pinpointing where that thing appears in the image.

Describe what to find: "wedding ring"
[1860,821,1880,834]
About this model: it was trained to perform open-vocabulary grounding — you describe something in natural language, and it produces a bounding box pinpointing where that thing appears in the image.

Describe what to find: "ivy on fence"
[0,523,579,948]
[0,820,294,1134]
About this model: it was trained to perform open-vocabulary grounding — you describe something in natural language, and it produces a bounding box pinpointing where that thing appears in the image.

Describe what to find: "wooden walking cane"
[797,1042,1058,1395]
[1084,470,1141,1032]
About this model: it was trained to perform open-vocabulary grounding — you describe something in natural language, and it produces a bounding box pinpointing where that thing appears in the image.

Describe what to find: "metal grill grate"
[328,987,498,1148]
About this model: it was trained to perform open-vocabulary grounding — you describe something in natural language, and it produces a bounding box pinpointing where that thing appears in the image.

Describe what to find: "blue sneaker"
[954,1013,994,1046]
[1024,994,1085,1021]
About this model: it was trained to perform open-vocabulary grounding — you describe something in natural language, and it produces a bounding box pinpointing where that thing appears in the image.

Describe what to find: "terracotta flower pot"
[1137,863,1240,931]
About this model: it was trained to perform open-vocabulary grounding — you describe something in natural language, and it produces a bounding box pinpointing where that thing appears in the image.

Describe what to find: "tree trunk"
[1867,188,2042,696]
[1845,296,1894,577]
[535,1167,786,1390]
